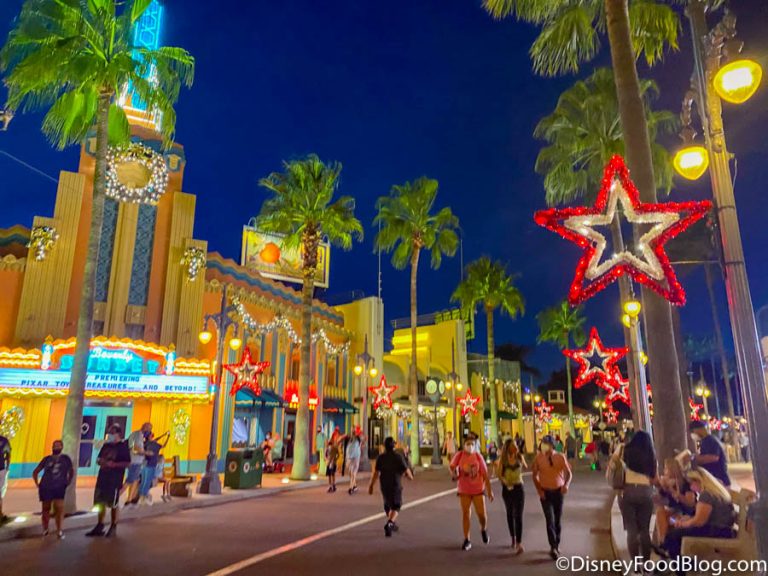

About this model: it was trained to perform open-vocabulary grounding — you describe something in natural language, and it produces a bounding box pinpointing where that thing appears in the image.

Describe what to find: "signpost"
[426,379,445,466]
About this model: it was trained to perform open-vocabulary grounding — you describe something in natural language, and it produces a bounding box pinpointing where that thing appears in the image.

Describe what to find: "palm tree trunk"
[704,265,735,421]
[409,247,421,467]
[61,92,111,513]
[564,333,574,435]
[486,306,498,444]
[291,259,316,480]
[671,306,694,423]
[709,355,722,419]
[605,0,687,460]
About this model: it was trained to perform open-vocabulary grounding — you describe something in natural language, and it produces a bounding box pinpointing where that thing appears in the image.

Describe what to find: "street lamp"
[684,2,768,558]
[356,335,375,471]
[673,145,710,181]
[197,283,241,495]
[593,399,607,425]
[695,385,712,420]
[621,299,652,433]
[525,392,541,451]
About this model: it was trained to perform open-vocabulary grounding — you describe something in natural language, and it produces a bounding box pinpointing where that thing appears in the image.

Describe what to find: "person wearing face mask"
[689,420,730,487]
[32,440,73,538]
[450,434,494,551]
[531,435,572,559]
[86,424,131,538]
[124,422,152,507]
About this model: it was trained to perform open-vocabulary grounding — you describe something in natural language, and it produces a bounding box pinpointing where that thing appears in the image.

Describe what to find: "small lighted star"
[564,327,627,389]
[224,347,270,397]
[458,390,480,416]
[369,375,397,409]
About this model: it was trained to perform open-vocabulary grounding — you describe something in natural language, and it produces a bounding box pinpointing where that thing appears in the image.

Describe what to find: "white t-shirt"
[127,430,145,465]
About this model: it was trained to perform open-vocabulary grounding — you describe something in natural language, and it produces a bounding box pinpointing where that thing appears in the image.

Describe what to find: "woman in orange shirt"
[531,435,572,560]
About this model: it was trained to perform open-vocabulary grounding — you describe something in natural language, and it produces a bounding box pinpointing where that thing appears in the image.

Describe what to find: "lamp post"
[695,385,712,420]
[622,299,652,433]
[593,399,607,426]
[355,335,376,471]
[197,283,241,495]
[524,392,541,453]
[679,2,768,558]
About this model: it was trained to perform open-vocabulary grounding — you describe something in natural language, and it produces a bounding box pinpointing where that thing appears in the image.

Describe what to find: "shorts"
[326,463,337,477]
[0,469,7,499]
[39,484,67,502]
[347,458,360,476]
[93,484,122,509]
[126,463,143,483]
[382,489,402,513]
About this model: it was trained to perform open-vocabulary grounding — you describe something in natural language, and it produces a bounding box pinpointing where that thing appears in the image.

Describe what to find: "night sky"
[1,1,767,380]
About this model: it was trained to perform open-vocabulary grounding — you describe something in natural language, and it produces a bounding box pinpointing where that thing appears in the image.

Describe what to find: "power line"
[0,149,57,183]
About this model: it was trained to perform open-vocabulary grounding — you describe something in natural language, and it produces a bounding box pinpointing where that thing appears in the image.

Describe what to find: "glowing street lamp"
[623,300,642,319]
[713,59,763,104]
[369,367,378,378]
[228,337,242,351]
[673,146,710,181]
[353,365,363,376]
[198,330,213,345]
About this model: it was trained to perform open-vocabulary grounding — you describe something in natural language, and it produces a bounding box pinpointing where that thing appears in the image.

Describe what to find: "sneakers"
[57,531,65,540]
[515,543,524,555]
[85,524,105,537]
[549,548,560,560]
[42,529,49,537]
[384,521,393,538]
[462,539,472,551]
[391,522,399,532]
[105,524,117,538]
[481,530,490,545]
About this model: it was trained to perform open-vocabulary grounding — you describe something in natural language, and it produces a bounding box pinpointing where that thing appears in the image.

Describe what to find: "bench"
[681,487,757,564]
[162,455,195,498]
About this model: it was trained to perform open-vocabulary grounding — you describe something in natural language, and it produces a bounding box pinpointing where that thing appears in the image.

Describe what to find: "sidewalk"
[0,469,370,542]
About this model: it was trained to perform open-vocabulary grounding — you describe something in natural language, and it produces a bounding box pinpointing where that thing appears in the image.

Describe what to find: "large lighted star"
[564,327,627,389]
[224,347,270,397]
[458,390,480,417]
[605,373,631,406]
[369,375,397,409]
[534,155,712,305]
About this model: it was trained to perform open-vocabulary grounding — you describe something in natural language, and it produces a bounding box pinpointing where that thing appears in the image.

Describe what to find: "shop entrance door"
[79,407,133,476]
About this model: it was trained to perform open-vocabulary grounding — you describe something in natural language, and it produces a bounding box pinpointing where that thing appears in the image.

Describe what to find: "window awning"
[483,409,518,421]
[235,388,285,409]
[323,398,358,414]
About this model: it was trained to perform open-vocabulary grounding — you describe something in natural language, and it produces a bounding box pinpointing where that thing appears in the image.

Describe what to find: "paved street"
[0,467,613,576]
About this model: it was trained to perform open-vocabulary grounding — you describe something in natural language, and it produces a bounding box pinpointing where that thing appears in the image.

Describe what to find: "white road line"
[204,486,457,576]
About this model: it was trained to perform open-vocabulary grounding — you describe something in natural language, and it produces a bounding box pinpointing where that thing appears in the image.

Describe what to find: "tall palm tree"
[452,257,525,443]
[1,0,193,510]
[482,0,690,459]
[534,66,676,430]
[256,155,363,480]
[374,177,459,466]
[537,301,587,433]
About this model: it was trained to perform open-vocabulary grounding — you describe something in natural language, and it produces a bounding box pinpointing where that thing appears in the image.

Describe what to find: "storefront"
[0,336,211,478]
[232,387,285,448]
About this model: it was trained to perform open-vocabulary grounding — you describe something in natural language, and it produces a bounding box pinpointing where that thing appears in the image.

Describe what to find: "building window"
[548,390,565,403]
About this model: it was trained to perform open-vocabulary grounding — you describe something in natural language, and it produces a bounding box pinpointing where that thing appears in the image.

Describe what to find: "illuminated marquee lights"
[534,155,712,306]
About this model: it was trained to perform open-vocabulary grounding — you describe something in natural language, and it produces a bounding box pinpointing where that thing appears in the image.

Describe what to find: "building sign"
[241,227,330,288]
[59,347,161,375]
[0,369,209,398]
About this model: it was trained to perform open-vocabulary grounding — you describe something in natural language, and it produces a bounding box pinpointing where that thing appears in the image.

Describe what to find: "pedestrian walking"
[531,435,572,559]
[442,431,457,463]
[450,435,494,551]
[0,432,10,524]
[139,431,168,505]
[124,421,151,507]
[32,439,73,538]
[488,442,499,477]
[614,431,657,564]
[565,432,577,464]
[738,429,749,463]
[497,438,527,553]
[346,435,361,494]
[86,424,131,538]
[315,426,327,473]
[689,420,731,487]
[326,439,340,492]
[368,436,413,537]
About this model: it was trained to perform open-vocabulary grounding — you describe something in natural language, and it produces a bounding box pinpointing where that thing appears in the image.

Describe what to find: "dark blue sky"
[1,1,767,380]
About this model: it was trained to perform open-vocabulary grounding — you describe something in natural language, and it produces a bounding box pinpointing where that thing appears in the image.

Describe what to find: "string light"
[534,155,712,305]
[28,226,59,261]
[106,143,169,205]
[181,247,206,281]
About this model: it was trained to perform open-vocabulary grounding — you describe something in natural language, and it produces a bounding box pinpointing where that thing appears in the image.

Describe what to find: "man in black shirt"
[86,424,131,538]
[369,437,413,537]
[690,420,731,487]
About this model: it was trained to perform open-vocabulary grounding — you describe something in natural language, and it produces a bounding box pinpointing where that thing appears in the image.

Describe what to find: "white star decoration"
[563,179,679,282]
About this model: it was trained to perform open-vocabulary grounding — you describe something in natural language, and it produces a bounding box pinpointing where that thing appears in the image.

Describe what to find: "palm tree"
[1,0,193,509]
[452,258,525,443]
[374,178,459,466]
[537,301,587,433]
[534,66,677,430]
[256,155,363,480]
[482,0,689,459]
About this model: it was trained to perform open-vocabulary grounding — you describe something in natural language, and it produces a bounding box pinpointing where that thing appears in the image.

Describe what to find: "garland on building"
[534,155,712,306]
[0,406,24,439]
[181,247,206,281]
[28,225,59,261]
[106,143,169,205]
[172,408,191,445]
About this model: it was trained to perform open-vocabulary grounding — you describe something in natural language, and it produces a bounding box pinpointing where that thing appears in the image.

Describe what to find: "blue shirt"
[699,435,730,487]
[346,441,361,460]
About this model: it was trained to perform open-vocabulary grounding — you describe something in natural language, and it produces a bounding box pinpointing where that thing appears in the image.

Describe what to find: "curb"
[0,471,373,543]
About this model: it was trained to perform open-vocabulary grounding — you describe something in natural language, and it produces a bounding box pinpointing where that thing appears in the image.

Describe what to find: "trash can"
[224,448,264,489]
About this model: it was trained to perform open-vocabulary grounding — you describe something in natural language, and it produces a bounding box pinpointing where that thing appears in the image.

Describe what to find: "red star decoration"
[535,400,553,424]
[605,373,631,406]
[224,347,270,397]
[564,327,627,389]
[604,404,620,424]
[458,390,480,417]
[369,375,397,409]
[534,155,712,306]
[689,397,705,421]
